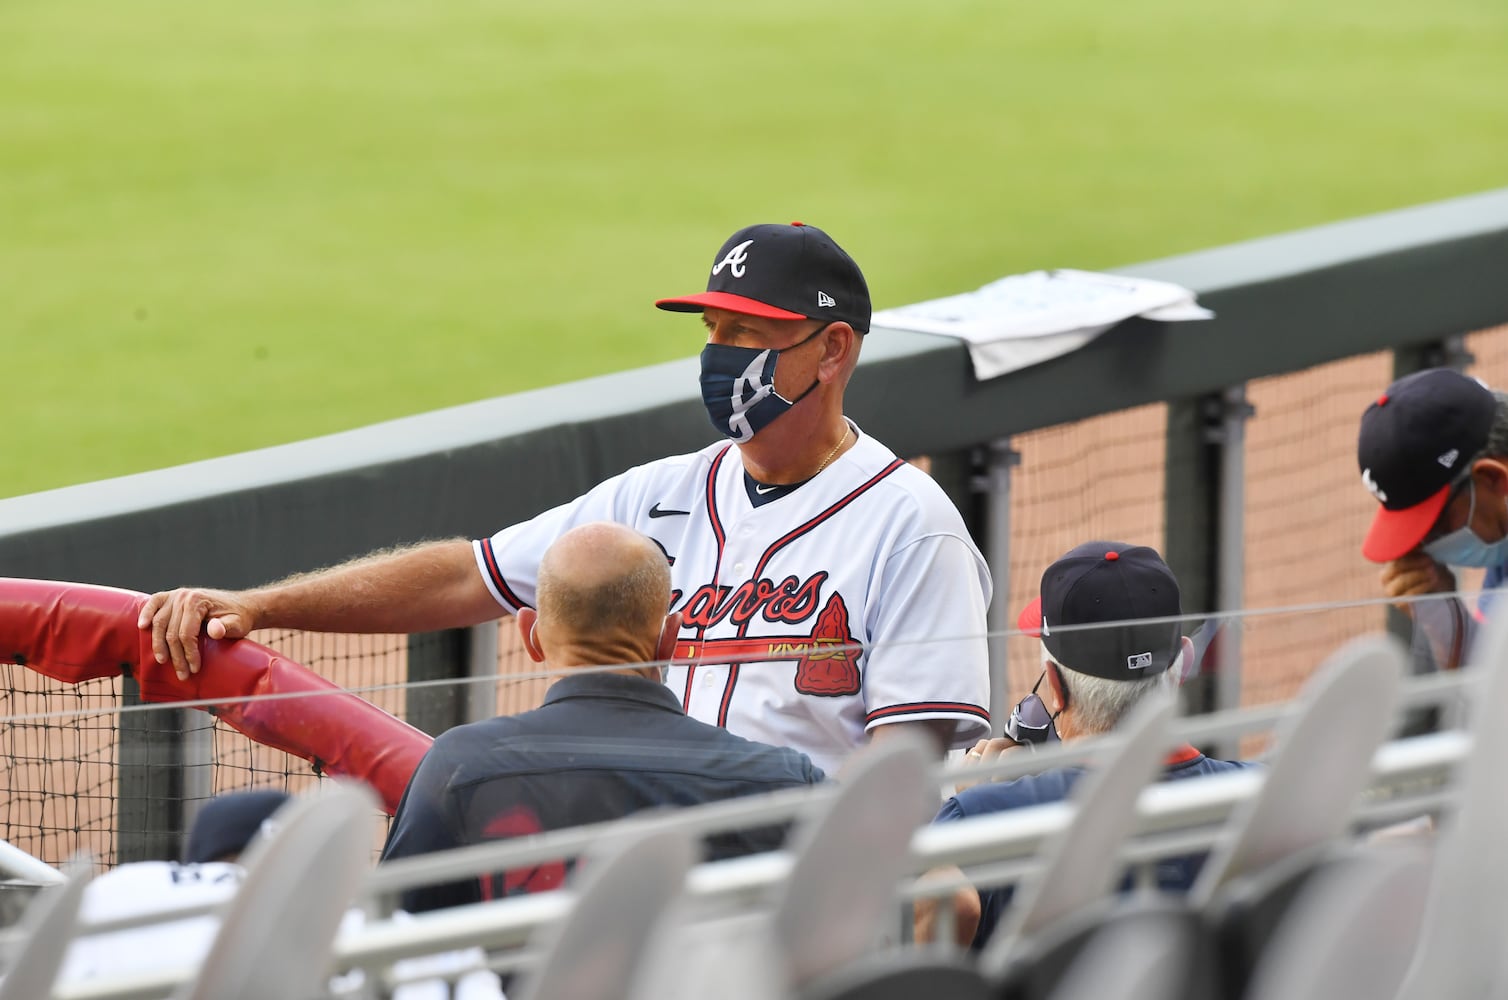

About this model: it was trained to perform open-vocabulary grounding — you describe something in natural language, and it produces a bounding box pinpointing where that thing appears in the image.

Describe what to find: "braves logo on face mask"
[698,325,827,443]
[727,350,777,443]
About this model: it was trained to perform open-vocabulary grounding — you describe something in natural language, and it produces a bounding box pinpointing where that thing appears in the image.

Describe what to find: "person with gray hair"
[915,542,1253,950]
[381,521,824,914]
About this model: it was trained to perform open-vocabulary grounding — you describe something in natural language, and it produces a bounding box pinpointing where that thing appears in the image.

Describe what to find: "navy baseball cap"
[1016,542,1182,681]
[183,788,291,864]
[1358,368,1496,563]
[655,222,872,333]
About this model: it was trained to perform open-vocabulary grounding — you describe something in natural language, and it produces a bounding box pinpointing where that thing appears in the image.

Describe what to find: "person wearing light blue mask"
[1422,475,1508,570]
[1358,367,1508,678]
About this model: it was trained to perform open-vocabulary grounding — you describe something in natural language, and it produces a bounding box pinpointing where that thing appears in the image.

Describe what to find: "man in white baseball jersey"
[140,222,992,771]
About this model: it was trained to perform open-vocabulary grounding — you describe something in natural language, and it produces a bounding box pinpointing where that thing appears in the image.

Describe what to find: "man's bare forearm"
[248,539,502,634]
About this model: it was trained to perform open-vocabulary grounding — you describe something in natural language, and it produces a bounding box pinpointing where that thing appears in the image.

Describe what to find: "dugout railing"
[2,186,1507,864]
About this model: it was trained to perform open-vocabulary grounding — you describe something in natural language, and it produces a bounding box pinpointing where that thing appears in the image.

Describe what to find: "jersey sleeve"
[472,469,642,614]
[861,532,991,747]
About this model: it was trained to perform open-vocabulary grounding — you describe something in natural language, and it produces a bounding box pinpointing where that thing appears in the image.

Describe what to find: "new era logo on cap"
[1358,368,1496,562]
[655,222,872,333]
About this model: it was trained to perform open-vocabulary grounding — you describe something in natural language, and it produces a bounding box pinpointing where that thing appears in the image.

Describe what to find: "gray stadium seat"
[1243,845,1431,1000]
[1042,906,1197,1000]
[639,735,936,1000]
[0,857,93,1000]
[1191,634,1404,902]
[800,950,990,1000]
[774,735,938,986]
[1397,600,1508,1000]
[975,692,1179,997]
[987,894,1215,1000]
[177,783,375,1000]
[1200,845,1339,998]
[516,828,694,1000]
[985,691,1176,956]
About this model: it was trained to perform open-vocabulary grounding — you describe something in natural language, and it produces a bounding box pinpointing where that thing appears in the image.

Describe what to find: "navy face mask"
[699,324,827,443]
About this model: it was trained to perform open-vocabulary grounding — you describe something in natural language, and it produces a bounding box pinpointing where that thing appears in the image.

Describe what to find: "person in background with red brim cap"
[1357,367,1508,674]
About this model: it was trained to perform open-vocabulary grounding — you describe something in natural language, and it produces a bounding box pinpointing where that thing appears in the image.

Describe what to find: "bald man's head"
[532,522,673,666]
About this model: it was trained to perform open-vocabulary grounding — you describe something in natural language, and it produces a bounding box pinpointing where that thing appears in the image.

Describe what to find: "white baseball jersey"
[474,422,991,775]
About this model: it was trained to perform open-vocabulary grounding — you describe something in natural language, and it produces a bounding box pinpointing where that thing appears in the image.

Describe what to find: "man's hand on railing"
[138,588,258,680]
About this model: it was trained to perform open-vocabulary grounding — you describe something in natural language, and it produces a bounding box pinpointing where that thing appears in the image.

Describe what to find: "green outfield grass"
[2,0,1505,498]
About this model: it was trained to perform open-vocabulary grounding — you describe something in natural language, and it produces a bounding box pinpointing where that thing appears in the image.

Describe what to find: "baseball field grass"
[2,0,1505,498]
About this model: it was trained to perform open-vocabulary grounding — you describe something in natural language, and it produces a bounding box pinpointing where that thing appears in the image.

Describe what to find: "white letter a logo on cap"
[713,240,753,279]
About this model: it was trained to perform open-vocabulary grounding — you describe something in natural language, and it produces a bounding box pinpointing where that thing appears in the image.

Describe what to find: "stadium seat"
[799,950,990,1000]
[0,858,93,1000]
[1243,845,1432,1000]
[179,784,375,1000]
[1041,905,1197,1000]
[516,828,694,1000]
[1200,844,1337,997]
[1191,634,1403,904]
[987,895,1214,1000]
[773,735,938,986]
[984,691,1176,955]
[961,692,1175,998]
[637,735,936,1000]
[1397,600,1508,1000]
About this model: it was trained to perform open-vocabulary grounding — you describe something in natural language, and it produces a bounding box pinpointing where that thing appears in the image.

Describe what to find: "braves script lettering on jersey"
[474,423,991,774]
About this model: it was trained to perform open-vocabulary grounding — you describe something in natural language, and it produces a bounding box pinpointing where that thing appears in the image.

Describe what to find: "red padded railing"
[0,578,431,814]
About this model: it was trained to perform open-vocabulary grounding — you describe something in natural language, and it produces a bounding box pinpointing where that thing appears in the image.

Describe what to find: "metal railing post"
[1213,385,1254,755]
[977,439,1021,736]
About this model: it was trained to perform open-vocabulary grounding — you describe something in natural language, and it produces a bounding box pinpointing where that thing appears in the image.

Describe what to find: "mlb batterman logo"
[713,239,754,279]
[1127,651,1154,671]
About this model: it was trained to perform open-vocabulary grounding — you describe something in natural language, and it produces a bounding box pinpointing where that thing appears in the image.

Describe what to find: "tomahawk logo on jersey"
[474,423,991,774]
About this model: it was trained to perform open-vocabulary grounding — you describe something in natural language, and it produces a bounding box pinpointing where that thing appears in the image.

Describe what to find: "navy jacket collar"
[541,671,684,714]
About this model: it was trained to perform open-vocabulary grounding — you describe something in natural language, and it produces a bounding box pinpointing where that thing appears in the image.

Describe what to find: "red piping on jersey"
[684,445,733,712]
[743,459,907,598]
[715,458,907,727]
[479,538,532,612]
[866,701,990,725]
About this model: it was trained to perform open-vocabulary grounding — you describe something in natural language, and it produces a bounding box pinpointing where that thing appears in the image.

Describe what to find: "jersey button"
[733,562,746,574]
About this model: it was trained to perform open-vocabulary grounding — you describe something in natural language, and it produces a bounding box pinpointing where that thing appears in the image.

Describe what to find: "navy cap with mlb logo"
[1357,368,1497,563]
[655,222,872,333]
[1015,541,1183,681]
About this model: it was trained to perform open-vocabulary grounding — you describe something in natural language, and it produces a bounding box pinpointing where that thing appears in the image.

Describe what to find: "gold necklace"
[815,425,852,477]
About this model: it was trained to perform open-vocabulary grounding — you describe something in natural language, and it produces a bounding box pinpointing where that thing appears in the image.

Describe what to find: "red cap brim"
[1016,596,1043,638]
[1362,483,1453,563]
[655,292,808,321]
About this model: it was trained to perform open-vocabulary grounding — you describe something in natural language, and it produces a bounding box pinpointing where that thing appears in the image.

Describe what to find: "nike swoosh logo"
[648,503,690,518]
[753,485,778,495]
